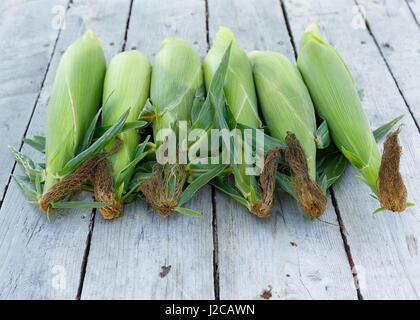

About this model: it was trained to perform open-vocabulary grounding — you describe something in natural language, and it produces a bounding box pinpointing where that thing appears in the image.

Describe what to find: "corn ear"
[44,31,106,192]
[102,50,151,188]
[139,38,204,216]
[250,51,327,217]
[205,28,279,218]
[151,38,203,133]
[250,51,317,179]
[204,26,261,128]
[298,23,381,192]
[298,23,407,212]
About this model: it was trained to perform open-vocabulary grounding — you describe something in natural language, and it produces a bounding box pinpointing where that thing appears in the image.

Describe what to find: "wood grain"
[356,0,420,126]
[0,0,67,202]
[406,0,420,27]
[81,187,214,299]
[208,0,357,300]
[284,0,420,299]
[0,0,418,300]
[0,0,132,299]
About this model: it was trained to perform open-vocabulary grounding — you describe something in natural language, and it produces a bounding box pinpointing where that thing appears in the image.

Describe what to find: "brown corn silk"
[43,31,106,193]
[39,31,106,213]
[377,128,407,212]
[251,148,282,218]
[139,38,203,215]
[250,50,326,217]
[139,164,185,216]
[298,23,407,212]
[91,159,123,219]
[95,50,151,218]
[285,133,327,218]
[40,139,122,217]
[40,154,107,213]
[204,27,277,217]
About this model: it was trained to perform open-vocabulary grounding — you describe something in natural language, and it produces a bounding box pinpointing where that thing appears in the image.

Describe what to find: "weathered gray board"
[207,0,357,300]
[356,0,420,126]
[284,0,420,299]
[0,0,419,300]
[0,0,66,202]
[80,0,215,299]
[406,0,420,27]
[0,0,132,299]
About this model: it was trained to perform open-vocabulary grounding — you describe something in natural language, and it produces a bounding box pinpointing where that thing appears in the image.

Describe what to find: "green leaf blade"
[174,207,204,218]
[11,174,39,200]
[23,136,46,153]
[315,120,331,149]
[52,201,112,209]
[60,110,130,176]
[179,164,229,206]
[373,115,404,142]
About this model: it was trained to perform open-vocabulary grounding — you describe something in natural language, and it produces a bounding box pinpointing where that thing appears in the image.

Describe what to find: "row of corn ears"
[9,45,407,220]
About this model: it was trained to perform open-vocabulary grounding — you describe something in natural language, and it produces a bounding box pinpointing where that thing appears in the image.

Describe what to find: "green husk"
[102,50,151,186]
[44,31,106,192]
[11,32,137,216]
[139,38,204,216]
[250,51,327,217]
[204,27,280,218]
[250,51,316,178]
[204,26,261,128]
[91,50,151,219]
[151,38,203,137]
[298,23,407,212]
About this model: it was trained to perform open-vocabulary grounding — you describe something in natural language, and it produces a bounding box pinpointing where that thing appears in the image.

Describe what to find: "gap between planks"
[330,190,363,300]
[280,0,297,58]
[0,0,88,299]
[76,209,96,299]
[353,0,420,132]
[0,0,73,208]
[280,0,364,300]
[75,0,136,300]
[6,0,410,299]
[405,0,420,29]
[121,0,135,52]
[211,186,220,300]
[205,0,220,300]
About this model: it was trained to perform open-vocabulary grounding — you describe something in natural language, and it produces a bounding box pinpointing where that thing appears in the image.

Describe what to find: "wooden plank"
[0,0,132,299]
[208,0,357,300]
[80,0,214,299]
[284,0,420,299]
[81,187,214,299]
[406,0,420,26]
[356,0,420,125]
[124,0,207,58]
[215,193,359,300]
[0,0,67,201]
